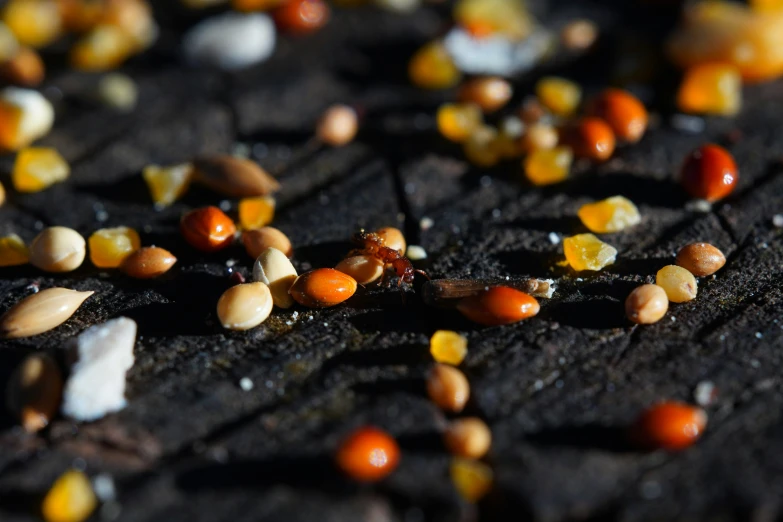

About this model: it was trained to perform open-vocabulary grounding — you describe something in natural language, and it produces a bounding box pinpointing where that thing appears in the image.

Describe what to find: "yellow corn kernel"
[238,196,275,230]
[12,147,70,193]
[430,330,467,365]
[750,0,783,11]
[436,103,482,143]
[0,234,29,266]
[577,195,641,233]
[41,470,97,522]
[142,163,193,207]
[2,0,62,48]
[409,41,461,90]
[70,24,136,71]
[524,146,572,186]
[450,457,493,503]
[463,125,500,167]
[563,233,617,271]
[677,63,741,116]
[0,87,54,151]
[535,77,581,117]
[88,226,141,268]
[454,0,533,40]
[656,265,698,303]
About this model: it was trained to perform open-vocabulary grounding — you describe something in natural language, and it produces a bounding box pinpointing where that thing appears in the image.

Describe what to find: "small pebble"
[693,381,716,407]
[239,377,254,391]
[183,13,276,70]
[97,73,137,112]
[548,232,560,245]
[406,245,427,260]
[772,214,783,227]
[670,114,705,134]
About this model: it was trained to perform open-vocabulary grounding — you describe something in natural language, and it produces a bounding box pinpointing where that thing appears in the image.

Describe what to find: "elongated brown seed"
[0,288,94,338]
[242,227,293,258]
[216,282,273,331]
[625,284,668,324]
[29,226,86,272]
[444,417,492,459]
[427,364,470,412]
[120,246,177,279]
[6,353,62,432]
[675,242,726,277]
[192,155,280,197]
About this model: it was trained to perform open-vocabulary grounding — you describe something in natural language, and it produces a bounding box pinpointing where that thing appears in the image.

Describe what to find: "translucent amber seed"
[88,227,141,269]
[2,0,62,48]
[12,147,70,193]
[0,234,29,266]
[562,117,616,162]
[42,470,97,522]
[577,195,641,233]
[457,286,540,326]
[444,417,491,459]
[520,122,558,153]
[563,233,617,271]
[585,88,648,143]
[625,284,668,324]
[180,206,237,252]
[457,77,512,113]
[436,103,482,143]
[675,242,726,277]
[427,364,470,412]
[408,41,461,90]
[524,146,572,186]
[679,144,737,202]
[430,330,467,365]
[656,265,698,303]
[677,63,742,116]
[70,24,136,71]
[630,401,707,451]
[535,77,582,117]
[142,163,193,207]
[273,0,330,34]
[336,426,400,482]
[238,196,275,230]
[450,457,493,503]
[463,125,500,167]
[453,0,533,40]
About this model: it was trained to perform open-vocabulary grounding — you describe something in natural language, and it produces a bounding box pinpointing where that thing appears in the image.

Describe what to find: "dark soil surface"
[2,1,783,521]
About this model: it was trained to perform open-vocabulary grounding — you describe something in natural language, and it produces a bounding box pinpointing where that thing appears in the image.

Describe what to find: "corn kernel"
[70,24,136,71]
[430,330,467,365]
[12,147,69,193]
[238,196,275,230]
[563,233,617,271]
[520,122,558,153]
[0,21,20,63]
[750,0,783,11]
[88,226,141,268]
[436,103,482,143]
[2,0,62,48]
[142,163,193,207]
[42,470,97,522]
[463,125,500,167]
[656,265,698,303]
[577,195,641,233]
[524,146,572,186]
[101,0,158,51]
[677,63,741,116]
[454,0,533,40]
[450,457,493,503]
[0,87,54,151]
[409,41,461,90]
[0,234,29,266]
[535,77,581,117]
[0,180,4,206]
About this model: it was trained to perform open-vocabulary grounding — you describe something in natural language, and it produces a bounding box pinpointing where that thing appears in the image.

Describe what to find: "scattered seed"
[97,72,138,112]
[536,76,581,117]
[408,40,461,90]
[457,286,539,326]
[88,227,141,269]
[12,146,70,193]
[374,226,406,255]
[0,86,54,150]
[524,146,573,186]
[406,245,427,260]
[625,284,668,324]
[450,457,493,503]
[180,206,237,252]
[192,154,280,198]
[561,117,616,162]
[42,470,97,522]
[0,233,29,266]
[335,426,400,482]
[6,353,62,432]
[0,46,44,87]
[142,163,193,207]
[561,19,598,51]
[253,247,297,308]
[436,102,482,143]
[183,12,276,70]
[0,287,94,339]
[423,278,552,307]
[444,417,491,459]
[520,121,558,153]
[656,265,698,303]
[675,242,726,277]
[563,233,617,271]
[679,144,737,202]
[242,226,292,258]
[430,330,467,365]
[120,246,177,279]
[273,0,330,34]
[238,196,275,230]
[29,226,86,272]
[578,195,641,233]
[457,77,513,113]
[427,363,470,412]
[316,104,358,147]
[289,268,357,308]
[630,401,707,450]
[335,255,384,285]
[585,88,648,143]
[217,282,273,330]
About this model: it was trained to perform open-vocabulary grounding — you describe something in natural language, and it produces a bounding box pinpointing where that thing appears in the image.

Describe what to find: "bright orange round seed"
[630,401,707,451]
[335,426,400,482]
[561,117,616,162]
[679,144,738,202]
[456,286,539,326]
[180,206,236,252]
[585,88,648,143]
[273,0,330,34]
[289,268,357,308]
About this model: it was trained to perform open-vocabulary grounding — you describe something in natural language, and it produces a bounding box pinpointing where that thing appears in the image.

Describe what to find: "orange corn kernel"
[0,46,45,86]
[561,117,616,162]
[42,470,97,522]
[12,147,70,193]
[430,330,468,365]
[677,63,742,116]
[456,286,539,326]
[289,268,357,307]
[142,163,193,207]
[585,88,648,143]
[524,146,572,186]
[238,196,275,230]
[335,426,400,482]
[679,143,737,202]
[88,226,141,268]
[630,401,707,450]
[409,41,461,90]
[180,206,237,252]
[273,0,330,34]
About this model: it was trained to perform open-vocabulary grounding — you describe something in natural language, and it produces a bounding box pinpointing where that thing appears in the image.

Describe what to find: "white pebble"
[685,199,712,213]
[670,114,705,134]
[548,232,560,245]
[443,27,553,76]
[92,474,116,502]
[183,13,276,71]
[694,381,716,407]
[62,318,136,421]
[239,377,254,391]
[773,214,783,228]
[98,73,137,112]
[420,217,434,230]
[406,245,427,260]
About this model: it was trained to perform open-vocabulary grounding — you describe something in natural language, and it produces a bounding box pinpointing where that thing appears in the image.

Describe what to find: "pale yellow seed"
[6,353,62,432]
[253,247,297,308]
[656,265,698,303]
[29,226,86,272]
[335,255,384,285]
[521,122,558,152]
[0,288,94,339]
[625,284,668,324]
[444,417,491,459]
[216,282,273,330]
[242,227,292,258]
[427,363,470,412]
[561,19,598,51]
[375,226,406,255]
[316,104,358,147]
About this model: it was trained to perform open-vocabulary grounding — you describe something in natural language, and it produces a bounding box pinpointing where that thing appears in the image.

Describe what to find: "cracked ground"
[2,1,783,521]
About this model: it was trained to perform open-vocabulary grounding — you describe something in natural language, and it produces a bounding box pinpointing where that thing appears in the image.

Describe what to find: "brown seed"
[0,288,94,339]
[560,19,598,52]
[120,246,177,279]
[216,282,273,330]
[444,417,492,459]
[29,226,86,272]
[457,77,513,113]
[625,284,668,324]
[242,226,293,258]
[0,180,5,206]
[427,363,470,412]
[374,226,406,255]
[289,268,357,308]
[0,47,45,86]
[335,255,384,285]
[675,242,726,277]
[192,155,280,197]
[6,353,62,432]
[520,122,558,153]
[316,104,358,146]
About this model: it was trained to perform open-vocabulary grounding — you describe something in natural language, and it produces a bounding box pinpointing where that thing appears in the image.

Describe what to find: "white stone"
[443,27,553,76]
[239,377,254,391]
[183,13,276,71]
[406,245,427,260]
[62,318,136,421]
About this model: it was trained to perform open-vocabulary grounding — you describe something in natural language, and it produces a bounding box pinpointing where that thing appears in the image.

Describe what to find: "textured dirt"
[1,1,783,521]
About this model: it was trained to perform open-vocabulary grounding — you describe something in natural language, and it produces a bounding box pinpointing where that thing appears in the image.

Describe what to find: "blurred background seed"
[120,246,177,279]
[316,104,358,147]
[242,226,292,258]
[6,353,62,433]
[427,363,470,412]
[444,417,491,459]
[192,154,280,197]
